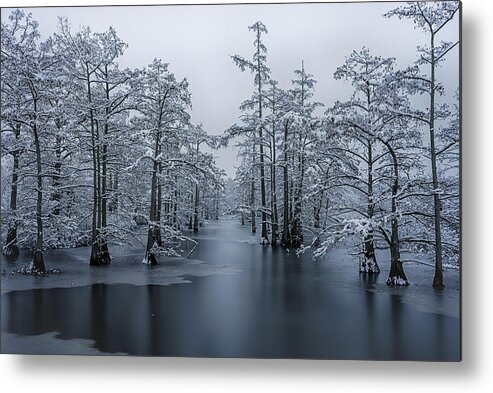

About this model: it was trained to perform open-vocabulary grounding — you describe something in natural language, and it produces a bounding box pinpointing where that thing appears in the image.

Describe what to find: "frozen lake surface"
[1,216,460,360]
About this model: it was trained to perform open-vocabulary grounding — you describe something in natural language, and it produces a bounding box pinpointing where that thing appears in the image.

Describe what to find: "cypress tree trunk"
[291,195,303,247]
[270,93,279,246]
[108,171,113,213]
[99,118,111,263]
[313,195,322,247]
[250,176,256,234]
[155,160,163,247]
[290,136,305,248]
[143,128,161,265]
[255,28,268,244]
[289,62,309,249]
[314,197,321,229]
[258,133,268,242]
[96,122,102,234]
[281,122,290,246]
[114,172,119,213]
[387,231,408,286]
[31,100,46,273]
[87,66,104,266]
[270,159,278,245]
[51,134,62,216]
[99,73,111,264]
[385,142,408,286]
[429,32,444,289]
[360,140,380,274]
[386,207,408,286]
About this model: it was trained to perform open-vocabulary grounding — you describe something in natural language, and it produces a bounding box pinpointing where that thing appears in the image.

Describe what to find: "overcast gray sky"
[2,1,459,177]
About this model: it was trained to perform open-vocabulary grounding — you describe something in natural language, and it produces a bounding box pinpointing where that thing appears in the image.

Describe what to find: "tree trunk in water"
[3,123,20,258]
[96,123,102,233]
[281,123,290,246]
[97,67,114,264]
[291,197,303,248]
[270,169,278,245]
[143,129,161,265]
[155,161,163,246]
[99,119,111,264]
[290,144,305,248]
[361,140,380,274]
[386,213,408,286]
[255,31,268,244]
[270,116,278,246]
[87,67,107,266]
[31,110,46,273]
[429,32,444,289]
[387,237,408,286]
[289,63,309,249]
[144,226,158,266]
[386,172,408,284]
[361,235,379,274]
[258,121,268,242]
[381,139,408,285]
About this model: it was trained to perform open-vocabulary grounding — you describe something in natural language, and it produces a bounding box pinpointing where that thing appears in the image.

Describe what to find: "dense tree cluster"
[224,2,459,287]
[1,10,224,271]
[1,2,460,289]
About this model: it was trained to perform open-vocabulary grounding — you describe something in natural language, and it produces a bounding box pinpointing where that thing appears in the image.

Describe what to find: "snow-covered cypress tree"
[231,21,271,244]
[385,1,460,288]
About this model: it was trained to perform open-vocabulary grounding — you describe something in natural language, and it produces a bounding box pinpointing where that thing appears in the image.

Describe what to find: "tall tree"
[265,80,280,245]
[95,52,130,261]
[2,11,52,272]
[232,21,271,243]
[52,20,127,265]
[130,59,192,264]
[288,61,322,248]
[330,48,396,274]
[385,1,459,287]
[0,10,35,258]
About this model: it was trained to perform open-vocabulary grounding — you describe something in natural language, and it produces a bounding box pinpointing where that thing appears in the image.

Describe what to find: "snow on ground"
[0,246,241,295]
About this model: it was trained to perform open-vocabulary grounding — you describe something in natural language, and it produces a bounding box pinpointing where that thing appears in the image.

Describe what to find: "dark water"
[1,218,460,360]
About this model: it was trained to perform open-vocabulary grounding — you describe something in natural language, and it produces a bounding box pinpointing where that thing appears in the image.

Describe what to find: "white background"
[0,0,490,392]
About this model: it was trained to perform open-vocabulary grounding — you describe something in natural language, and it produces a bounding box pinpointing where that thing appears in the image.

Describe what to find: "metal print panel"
[0,1,461,360]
